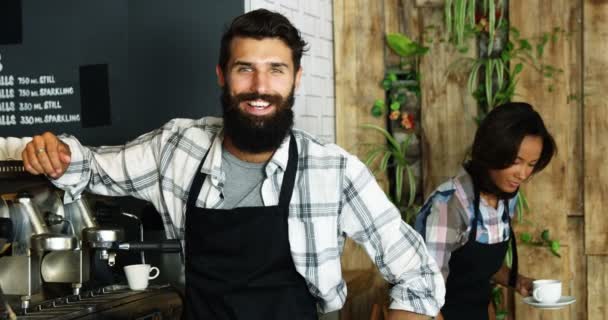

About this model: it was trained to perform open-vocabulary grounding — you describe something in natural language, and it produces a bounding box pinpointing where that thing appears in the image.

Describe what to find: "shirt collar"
[264,133,293,176]
[201,131,294,183]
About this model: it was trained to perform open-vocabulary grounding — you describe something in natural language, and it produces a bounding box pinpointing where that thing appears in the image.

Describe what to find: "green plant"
[448,24,565,119]
[364,32,427,224]
[362,124,419,224]
[444,0,505,53]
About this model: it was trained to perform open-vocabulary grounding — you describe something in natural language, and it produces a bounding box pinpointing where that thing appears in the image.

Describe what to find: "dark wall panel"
[0,0,243,146]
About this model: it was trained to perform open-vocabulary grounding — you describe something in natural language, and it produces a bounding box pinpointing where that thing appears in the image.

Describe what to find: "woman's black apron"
[441,187,518,320]
[182,134,318,319]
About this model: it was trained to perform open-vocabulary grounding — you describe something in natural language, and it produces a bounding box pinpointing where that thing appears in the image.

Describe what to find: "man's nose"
[251,71,270,94]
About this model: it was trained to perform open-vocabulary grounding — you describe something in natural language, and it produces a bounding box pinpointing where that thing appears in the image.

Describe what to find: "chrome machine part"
[30,234,77,252]
[82,227,124,248]
[16,195,49,236]
[121,212,145,264]
[41,250,89,284]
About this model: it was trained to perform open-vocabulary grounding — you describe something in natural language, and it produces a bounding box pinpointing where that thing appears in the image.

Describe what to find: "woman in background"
[415,102,557,320]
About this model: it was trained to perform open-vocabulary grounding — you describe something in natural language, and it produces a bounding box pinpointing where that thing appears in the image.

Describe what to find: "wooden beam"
[333,0,385,159]
[588,256,608,320]
[568,217,587,320]
[419,6,477,197]
[584,0,608,255]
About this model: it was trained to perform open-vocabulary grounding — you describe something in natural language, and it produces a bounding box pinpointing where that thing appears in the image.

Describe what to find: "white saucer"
[523,296,576,309]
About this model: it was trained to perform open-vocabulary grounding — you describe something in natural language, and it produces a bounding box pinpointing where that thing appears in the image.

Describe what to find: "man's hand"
[22,132,71,179]
[386,310,431,320]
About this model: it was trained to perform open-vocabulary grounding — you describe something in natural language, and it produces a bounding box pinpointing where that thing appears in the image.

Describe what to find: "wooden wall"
[333,0,606,319]
[510,0,584,319]
[583,0,608,319]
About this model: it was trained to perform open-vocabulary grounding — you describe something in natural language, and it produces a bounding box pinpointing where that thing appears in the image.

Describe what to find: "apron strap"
[277,133,298,209]
[186,148,210,209]
[472,186,519,288]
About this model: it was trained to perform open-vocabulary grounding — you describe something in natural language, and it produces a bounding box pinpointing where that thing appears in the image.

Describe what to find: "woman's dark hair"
[218,9,308,73]
[464,102,557,198]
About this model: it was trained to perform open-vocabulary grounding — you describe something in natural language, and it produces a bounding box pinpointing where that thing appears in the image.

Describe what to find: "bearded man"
[22,9,444,320]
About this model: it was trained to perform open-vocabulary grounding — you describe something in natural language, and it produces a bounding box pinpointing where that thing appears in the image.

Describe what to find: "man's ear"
[216,65,225,87]
[294,67,303,89]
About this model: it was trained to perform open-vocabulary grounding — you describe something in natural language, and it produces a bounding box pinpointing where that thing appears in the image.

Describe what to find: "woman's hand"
[515,274,534,297]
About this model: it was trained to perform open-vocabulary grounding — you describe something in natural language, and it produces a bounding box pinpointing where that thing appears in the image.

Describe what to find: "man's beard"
[221,86,295,153]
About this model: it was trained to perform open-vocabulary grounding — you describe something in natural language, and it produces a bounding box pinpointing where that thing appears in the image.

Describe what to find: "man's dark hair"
[219,9,308,73]
[464,102,557,197]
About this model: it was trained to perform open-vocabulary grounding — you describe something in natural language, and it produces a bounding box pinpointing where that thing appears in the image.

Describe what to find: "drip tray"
[16,284,182,319]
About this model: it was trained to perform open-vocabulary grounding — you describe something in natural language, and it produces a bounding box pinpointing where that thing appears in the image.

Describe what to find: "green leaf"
[513,63,524,75]
[395,164,404,205]
[371,105,383,117]
[387,72,398,82]
[541,229,550,241]
[396,93,407,104]
[386,33,425,57]
[382,79,392,90]
[361,124,404,162]
[406,165,416,207]
[364,146,386,166]
[521,232,533,243]
[390,101,401,111]
[379,151,392,172]
[373,99,385,109]
[550,240,561,257]
[519,39,532,51]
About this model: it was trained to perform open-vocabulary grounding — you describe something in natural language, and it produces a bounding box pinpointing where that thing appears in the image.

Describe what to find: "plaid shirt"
[415,168,516,281]
[53,117,445,315]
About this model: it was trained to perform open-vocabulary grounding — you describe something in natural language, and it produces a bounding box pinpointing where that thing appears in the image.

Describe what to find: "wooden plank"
[588,255,608,320]
[333,0,386,162]
[510,0,580,245]
[333,0,385,279]
[419,6,477,197]
[566,0,584,218]
[514,245,570,320]
[584,0,608,254]
[567,217,587,320]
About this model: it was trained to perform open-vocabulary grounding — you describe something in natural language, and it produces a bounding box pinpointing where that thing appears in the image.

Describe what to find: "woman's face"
[489,135,543,193]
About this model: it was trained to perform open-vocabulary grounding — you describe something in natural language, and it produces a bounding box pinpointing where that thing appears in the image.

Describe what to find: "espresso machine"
[0,165,183,319]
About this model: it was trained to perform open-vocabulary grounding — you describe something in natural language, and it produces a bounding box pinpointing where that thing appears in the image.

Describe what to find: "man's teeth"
[249,100,270,108]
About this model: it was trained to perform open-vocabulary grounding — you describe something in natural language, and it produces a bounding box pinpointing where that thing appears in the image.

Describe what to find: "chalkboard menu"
[0,0,243,146]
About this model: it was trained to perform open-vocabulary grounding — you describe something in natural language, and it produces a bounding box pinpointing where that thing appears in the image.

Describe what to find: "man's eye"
[238,67,252,72]
[271,68,284,74]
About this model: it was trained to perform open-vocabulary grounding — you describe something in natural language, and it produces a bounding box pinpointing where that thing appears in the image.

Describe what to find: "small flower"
[389,110,401,121]
[401,112,415,130]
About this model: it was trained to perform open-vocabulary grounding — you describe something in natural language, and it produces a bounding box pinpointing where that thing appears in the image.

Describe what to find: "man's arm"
[23,128,164,204]
[339,156,445,317]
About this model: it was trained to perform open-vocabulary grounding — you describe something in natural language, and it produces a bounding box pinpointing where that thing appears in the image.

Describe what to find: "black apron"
[441,187,518,320]
[183,134,318,320]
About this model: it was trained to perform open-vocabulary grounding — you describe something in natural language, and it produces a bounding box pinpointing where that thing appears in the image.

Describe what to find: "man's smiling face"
[218,37,302,153]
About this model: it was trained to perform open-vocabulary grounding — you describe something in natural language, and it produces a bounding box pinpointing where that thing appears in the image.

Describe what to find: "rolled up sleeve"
[340,157,445,316]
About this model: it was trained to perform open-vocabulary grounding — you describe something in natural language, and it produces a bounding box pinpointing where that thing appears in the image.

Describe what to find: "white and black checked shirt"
[53,117,445,315]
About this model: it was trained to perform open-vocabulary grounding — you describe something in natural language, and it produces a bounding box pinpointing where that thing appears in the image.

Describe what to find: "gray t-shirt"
[220,149,266,209]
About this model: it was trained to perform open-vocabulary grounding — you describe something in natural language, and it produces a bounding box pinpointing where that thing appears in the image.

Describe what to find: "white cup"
[5,137,22,160]
[0,137,7,160]
[533,279,561,304]
[124,264,160,291]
